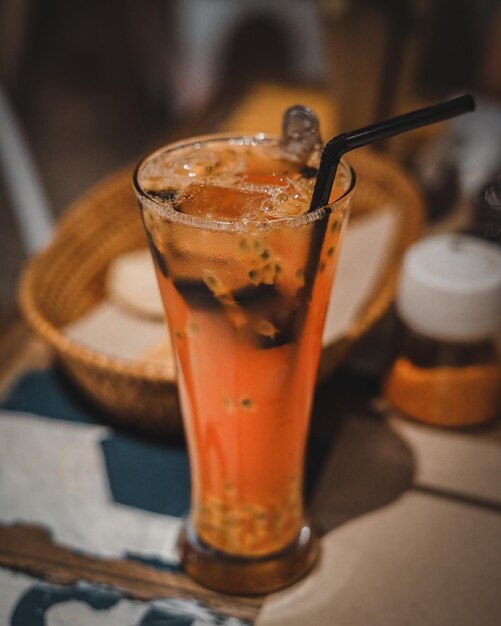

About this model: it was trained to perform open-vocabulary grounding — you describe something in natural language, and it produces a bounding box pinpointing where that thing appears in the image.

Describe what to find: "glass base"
[178,520,319,596]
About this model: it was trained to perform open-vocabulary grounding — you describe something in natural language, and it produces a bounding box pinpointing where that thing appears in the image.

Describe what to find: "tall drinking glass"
[134,134,355,595]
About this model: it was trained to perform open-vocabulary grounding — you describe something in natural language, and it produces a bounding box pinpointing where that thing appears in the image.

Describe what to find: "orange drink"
[134,134,355,594]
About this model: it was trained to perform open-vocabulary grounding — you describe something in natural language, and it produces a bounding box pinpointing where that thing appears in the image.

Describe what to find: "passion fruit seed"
[262,263,275,284]
[146,188,178,202]
[226,306,248,328]
[256,320,279,338]
[300,165,319,179]
[202,270,228,296]
[248,270,260,285]
[327,246,335,257]
[196,485,303,556]
[241,398,254,410]
[295,268,305,286]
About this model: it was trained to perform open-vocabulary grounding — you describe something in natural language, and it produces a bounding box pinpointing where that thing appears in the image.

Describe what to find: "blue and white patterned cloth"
[0,370,252,626]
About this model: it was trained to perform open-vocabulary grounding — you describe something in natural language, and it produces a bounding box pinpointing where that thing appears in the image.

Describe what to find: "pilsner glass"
[134,134,355,594]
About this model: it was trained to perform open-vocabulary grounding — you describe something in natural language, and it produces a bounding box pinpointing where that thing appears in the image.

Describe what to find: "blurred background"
[1,0,501,328]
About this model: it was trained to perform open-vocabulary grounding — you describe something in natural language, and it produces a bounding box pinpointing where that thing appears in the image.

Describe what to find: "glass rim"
[133,132,356,233]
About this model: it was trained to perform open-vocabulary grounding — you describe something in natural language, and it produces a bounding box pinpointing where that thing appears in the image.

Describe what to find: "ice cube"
[171,148,244,180]
[178,183,268,220]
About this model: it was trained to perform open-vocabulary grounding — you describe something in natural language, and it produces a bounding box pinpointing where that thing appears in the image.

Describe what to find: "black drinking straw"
[309,94,475,212]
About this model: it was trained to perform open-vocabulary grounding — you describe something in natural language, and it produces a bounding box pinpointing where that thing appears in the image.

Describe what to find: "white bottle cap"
[397,234,501,341]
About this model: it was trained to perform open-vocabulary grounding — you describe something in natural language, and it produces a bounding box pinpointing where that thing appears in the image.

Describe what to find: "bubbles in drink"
[141,146,244,199]
[140,137,321,221]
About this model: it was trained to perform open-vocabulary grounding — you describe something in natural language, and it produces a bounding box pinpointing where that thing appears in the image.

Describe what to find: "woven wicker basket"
[19,149,424,433]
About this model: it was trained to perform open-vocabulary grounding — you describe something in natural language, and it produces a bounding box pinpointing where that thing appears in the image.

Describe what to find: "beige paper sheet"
[258,491,501,626]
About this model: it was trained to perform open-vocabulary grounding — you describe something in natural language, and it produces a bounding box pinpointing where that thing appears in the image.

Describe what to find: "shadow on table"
[306,368,415,535]
[2,363,415,539]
